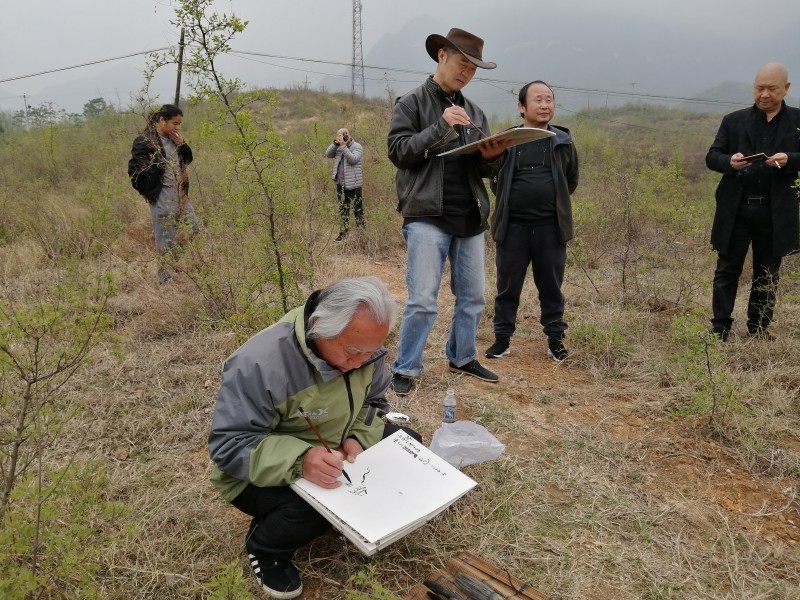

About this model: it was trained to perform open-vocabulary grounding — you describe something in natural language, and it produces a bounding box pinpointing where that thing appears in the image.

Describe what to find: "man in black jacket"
[706,63,800,341]
[485,81,579,362]
[387,28,509,395]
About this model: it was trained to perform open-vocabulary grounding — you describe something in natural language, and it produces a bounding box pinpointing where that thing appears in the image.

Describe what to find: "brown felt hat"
[425,28,496,70]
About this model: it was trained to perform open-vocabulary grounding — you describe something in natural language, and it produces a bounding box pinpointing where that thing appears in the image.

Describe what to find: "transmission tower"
[351,0,365,96]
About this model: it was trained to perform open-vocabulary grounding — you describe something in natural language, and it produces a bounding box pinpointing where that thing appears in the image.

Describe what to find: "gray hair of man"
[307,276,397,340]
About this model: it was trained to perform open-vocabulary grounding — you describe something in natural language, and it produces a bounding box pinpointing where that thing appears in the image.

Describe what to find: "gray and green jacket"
[208,292,389,501]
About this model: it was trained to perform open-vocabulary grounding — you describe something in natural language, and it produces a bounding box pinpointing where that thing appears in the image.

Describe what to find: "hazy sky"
[1,0,798,113]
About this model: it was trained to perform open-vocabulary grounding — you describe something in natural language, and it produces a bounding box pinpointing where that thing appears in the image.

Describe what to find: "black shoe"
[747,327,775,341]
[334,232,347,243]
[248,554,302,599]
[547,337,569,363]
[448,360,499,383]
[710,327,730,342]
[485,337,511,358]
[391,373,413,395]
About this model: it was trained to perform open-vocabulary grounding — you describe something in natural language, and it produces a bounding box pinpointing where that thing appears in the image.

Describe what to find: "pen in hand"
[298,407,352,484]
[444,96,487,138]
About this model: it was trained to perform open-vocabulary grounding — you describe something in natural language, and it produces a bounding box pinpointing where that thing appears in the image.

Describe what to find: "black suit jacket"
[705,102,800,256]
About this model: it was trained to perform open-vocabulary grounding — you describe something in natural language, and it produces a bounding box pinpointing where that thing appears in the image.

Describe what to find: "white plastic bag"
[429,420,506,467]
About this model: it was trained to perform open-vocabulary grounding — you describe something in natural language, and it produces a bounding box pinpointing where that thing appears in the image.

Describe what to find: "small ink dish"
[383,412,411,425]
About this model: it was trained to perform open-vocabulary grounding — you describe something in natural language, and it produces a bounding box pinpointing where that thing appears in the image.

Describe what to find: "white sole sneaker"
[485,348,511,358]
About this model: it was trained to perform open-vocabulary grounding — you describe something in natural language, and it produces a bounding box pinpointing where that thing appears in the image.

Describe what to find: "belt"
[741,195,770,205]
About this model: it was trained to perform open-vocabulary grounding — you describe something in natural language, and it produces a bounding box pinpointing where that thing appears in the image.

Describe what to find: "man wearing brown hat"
[388,28,510,395]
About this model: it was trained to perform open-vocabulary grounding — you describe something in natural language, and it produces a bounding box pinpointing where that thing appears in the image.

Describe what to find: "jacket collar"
[425,75,464,106]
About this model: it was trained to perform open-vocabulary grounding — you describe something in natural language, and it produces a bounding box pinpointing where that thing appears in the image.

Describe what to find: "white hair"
[307,276,396,340]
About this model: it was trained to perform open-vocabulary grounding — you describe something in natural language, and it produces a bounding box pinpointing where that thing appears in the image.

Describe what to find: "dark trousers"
[336,185,365,233]
[230,423,421,560]
[711,202,781,333]
[493,221,567,340]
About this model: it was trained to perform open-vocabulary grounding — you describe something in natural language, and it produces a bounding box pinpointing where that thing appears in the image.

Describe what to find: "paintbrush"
[444,96,487,138]
[453,573,505,600]
[298,407,352,484]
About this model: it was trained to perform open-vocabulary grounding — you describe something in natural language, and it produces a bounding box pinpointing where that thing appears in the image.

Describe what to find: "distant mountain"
[324,10,800,119]
[6,7,798,118]
[692,81,799,113]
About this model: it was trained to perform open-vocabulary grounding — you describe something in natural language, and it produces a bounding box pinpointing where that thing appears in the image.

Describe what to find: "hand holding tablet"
[741,152,769,163]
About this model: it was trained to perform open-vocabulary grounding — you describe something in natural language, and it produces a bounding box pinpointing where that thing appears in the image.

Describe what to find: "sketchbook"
[437,126,555,157]
[290,430,477,556]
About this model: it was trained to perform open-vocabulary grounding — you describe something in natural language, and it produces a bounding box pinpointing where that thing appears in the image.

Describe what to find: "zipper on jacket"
[338,348,386,447]
[341,372,356,448]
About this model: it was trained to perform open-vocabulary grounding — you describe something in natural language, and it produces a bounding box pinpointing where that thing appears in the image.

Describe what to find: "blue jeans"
[391,221,486,377]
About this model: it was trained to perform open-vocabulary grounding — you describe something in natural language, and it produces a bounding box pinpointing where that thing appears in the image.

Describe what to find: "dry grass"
[2,98,798,599]
[29,238,793,600]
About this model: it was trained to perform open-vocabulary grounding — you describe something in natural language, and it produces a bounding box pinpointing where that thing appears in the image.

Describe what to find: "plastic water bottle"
[442,387,457,423]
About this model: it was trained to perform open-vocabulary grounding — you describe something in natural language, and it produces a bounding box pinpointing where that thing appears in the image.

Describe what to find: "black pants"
[493,221,567,340]
[336,185,365,233]
[230,423,421,560]
[711,202,781,333]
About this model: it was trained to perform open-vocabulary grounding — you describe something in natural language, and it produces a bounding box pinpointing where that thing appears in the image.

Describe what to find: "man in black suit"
[706,63,800,341]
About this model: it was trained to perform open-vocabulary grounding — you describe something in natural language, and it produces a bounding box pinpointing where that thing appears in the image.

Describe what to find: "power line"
[0,47,173,84]
[1,45,752,111]
[230,50,750,108]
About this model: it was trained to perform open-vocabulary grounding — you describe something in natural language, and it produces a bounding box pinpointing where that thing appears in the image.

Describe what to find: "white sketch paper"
[291,430,477,554]
[436,126,555,157]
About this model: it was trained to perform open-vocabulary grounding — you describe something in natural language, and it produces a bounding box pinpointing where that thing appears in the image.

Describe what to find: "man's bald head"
[756,63,789,83]
[753,63,790,117]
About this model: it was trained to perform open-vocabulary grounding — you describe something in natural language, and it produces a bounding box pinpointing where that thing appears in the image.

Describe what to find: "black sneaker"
[747,327,775,341]
[391,373,413,395]
[547,337,569,363]
[248,554,302,599]
[334,232,347,243]
[710,327,730,342]
[448,360,499,383]
[485,337,511,358]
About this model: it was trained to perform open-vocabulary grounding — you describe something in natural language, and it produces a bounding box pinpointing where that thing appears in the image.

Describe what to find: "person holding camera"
[325,128,364,242]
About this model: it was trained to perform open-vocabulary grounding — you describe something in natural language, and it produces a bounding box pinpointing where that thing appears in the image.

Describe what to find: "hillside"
[0,91,798,599]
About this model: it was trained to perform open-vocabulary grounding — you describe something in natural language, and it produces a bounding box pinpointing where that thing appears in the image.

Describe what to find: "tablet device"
[741,153,768,163]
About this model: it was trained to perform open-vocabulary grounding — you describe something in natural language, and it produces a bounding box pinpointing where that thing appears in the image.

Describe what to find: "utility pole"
[351,0,365,97]
[174,28,186,106]
[22,93,30,128]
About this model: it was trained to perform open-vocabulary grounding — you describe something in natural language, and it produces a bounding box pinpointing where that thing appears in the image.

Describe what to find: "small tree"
[12,102,66,130]
[82,97,111,119]
[668,310,745,434]
[0,266,115,595]
[143,0,309,332]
